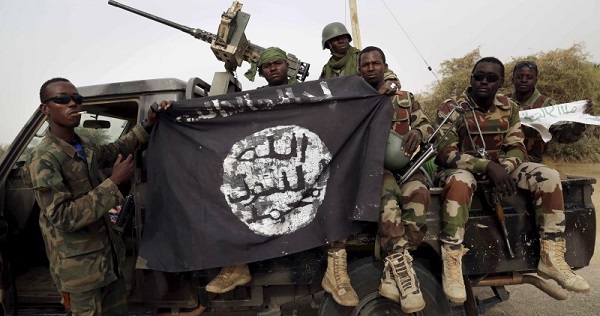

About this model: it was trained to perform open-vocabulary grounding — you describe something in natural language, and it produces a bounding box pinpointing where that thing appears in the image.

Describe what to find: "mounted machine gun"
[108,0,310,95]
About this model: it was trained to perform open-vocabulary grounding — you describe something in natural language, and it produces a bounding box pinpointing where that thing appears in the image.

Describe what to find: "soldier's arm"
[29,155,124,232]
[409,97,434,141]
[94,123,149,163]
[498,102,527,172]
[435,101,489,174]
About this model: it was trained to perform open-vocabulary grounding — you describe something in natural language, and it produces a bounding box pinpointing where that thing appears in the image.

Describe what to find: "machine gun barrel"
[108,0,216,44]
[108,0,310,82]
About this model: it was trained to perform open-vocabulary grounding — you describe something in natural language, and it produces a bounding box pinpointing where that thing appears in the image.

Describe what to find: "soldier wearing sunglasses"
[434,57,589,304]
[505,61,593,164]
[28,78,172,315]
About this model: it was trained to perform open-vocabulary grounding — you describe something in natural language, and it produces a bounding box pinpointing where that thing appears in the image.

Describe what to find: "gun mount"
[108,0,310,85]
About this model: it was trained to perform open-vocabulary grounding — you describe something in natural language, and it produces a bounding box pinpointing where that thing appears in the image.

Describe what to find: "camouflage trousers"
[65,277,128,316]
[438,162,565,245]
[380,169,429,253]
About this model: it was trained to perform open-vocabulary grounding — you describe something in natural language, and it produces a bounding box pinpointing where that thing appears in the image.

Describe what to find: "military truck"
[0,1,595,316]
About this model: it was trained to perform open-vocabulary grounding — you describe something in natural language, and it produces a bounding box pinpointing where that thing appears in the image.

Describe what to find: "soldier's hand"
[584,100,594,115]
[377,80,399,96]
[147,100,174,126]
[110,154,134,186]
[401,129,423,157]
[486,161,516,196]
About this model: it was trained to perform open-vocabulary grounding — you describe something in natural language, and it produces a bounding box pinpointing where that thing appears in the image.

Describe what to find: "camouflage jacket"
[28,124,148,292]
[436,88,526,175]
[391,90,433,140]
[506,88,585,163]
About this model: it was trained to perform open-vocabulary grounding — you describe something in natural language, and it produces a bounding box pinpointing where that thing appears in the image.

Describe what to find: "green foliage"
[417,43,600,162]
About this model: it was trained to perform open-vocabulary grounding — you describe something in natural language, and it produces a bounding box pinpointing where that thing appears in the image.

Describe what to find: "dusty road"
[481,161,600,316]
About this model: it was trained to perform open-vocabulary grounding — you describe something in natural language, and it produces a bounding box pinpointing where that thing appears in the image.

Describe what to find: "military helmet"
[384,130,411,172]
[321,22,352,50]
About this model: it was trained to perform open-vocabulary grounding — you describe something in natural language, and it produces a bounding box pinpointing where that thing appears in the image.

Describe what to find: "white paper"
[519,100,600,142]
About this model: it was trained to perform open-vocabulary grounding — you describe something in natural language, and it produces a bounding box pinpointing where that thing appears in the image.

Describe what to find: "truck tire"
[318,256,451,316]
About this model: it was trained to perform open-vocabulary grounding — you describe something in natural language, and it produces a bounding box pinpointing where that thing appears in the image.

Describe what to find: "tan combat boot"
[441,244,469,303]
[205,264,252,294]
[321,248,359,306]
[379,255,400,302]
[381,250,426,313]
[537,238,590,293]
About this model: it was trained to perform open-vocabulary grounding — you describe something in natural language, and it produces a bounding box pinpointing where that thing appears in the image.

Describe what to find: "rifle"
[116,194,135,236]
[397,104,466,185]
[108,0,310,82]
[491,189,515,258]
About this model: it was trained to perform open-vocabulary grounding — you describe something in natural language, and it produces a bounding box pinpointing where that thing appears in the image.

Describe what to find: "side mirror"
[83,120,111,129]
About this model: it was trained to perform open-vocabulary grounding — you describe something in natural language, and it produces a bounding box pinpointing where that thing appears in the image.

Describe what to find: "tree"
[417,44,600,162]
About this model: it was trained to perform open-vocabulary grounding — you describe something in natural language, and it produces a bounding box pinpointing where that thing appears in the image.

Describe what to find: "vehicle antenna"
[379,0,439,82]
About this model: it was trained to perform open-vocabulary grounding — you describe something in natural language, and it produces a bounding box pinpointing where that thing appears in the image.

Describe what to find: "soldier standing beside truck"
[434,57,590,304]
[359,46,434,313]
[505,60,593,164]
[28,78,171,315]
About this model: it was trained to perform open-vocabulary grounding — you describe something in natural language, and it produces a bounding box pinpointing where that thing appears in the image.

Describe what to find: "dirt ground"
[481,161,600,316]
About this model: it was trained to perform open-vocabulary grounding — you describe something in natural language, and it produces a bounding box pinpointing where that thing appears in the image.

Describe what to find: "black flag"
[138,76,393,272]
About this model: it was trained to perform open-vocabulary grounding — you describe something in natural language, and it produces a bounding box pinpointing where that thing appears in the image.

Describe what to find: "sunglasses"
[471,73,502,83]
[514,61,537,71]
[43,94,84,105]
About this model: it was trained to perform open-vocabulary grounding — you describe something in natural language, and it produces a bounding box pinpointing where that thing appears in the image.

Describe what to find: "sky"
[1,0,599,145]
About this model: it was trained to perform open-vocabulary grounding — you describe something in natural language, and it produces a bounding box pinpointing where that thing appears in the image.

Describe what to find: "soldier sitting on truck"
[505,60,594,165]
[359,46,435,313]
[434,57,590,304]
[28,78,172,315]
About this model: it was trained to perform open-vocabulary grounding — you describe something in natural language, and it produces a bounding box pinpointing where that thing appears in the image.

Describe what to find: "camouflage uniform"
[505,89,586,163]
[28,123,149,315]
[380,91,434,253]
[435,88,566,245]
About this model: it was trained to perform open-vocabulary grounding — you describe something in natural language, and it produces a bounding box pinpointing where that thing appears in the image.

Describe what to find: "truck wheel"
[318,256,451,316]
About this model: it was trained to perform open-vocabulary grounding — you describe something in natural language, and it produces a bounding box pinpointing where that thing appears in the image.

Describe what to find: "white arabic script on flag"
[519,100,600,142]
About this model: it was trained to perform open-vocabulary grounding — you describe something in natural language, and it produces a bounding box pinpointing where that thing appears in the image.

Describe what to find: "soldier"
[207,47,359,307]
[28,78,172,315]
[256,47,297,87]
[505,60,593,164]
[435,57,590,304]
[205,47,293,295]
[320,21,401,91]
[359,46,434,313]
[319,22,361,79]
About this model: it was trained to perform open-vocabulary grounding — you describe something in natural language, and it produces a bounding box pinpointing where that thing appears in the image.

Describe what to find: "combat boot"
[379,256,400,302]
[537,238,590,293]
[321,248,359,306]
[205,264,251,294]
[383,250,426,313]
[441,244,469,303]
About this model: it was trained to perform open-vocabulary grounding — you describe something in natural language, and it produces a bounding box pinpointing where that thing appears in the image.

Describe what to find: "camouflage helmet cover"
[321,22,352,50]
